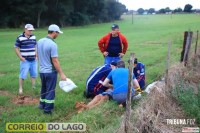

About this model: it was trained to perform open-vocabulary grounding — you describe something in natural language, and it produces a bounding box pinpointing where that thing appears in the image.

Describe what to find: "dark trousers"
[39,72,57,112]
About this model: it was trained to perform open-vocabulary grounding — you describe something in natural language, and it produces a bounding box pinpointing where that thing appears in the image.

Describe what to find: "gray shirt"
[37,36,58,73]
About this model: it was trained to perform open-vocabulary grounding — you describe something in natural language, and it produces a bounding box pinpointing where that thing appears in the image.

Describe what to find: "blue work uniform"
[85,64,112,98]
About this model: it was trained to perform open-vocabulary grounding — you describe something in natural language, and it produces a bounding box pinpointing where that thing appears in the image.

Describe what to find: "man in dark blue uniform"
[84,62,117,98]
[129,58,145,90]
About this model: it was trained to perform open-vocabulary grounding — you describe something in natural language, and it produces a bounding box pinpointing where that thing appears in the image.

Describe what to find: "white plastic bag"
[59,78,77,92]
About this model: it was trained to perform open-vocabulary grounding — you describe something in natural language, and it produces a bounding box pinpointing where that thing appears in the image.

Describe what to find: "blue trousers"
[39,72,57,112]
[104,56,121,64]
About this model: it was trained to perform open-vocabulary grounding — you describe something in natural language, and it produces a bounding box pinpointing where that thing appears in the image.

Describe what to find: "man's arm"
[121,35,128,54]
[52,57,67,80]
[14,47,25,61]
[102,78,113,88]
[35,45,38,60]
[133,78,140,90]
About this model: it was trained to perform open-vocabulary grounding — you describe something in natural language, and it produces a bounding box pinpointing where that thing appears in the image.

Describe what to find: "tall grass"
[172,84,200,125]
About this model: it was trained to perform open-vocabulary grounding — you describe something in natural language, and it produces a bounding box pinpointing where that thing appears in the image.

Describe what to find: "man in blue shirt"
[14,24,37,95]
[37,24,67,114]
[101,61,139,104]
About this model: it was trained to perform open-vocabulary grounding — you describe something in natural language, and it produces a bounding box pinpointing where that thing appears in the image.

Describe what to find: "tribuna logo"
[166,119,195,125]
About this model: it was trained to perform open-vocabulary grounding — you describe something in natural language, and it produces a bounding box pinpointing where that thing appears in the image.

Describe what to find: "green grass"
[172,85,200,125]
[0,14,200,132]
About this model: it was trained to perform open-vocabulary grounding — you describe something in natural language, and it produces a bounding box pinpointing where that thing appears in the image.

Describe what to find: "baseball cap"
[25,24,35,30]
[48,24,63,34]
[111,24,119,30]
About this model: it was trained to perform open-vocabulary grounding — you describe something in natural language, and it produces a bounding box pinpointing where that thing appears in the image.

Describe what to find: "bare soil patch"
[12,95,39,105]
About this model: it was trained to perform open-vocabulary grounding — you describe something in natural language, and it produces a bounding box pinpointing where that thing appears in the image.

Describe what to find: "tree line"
[0,0,127,28]
[136,4,195,15]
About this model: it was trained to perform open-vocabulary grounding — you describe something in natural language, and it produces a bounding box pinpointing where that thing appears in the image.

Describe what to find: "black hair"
[117,60,125,68]
[48,31,54,34]
[134,58,138,64]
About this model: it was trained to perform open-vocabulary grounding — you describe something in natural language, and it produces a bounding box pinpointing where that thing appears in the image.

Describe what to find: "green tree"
[165,7,171,13]
[158,8,166,14]
[137,8,144,15]
[34,0,47,28]
[148,8,155,14]
[174,8,182,13]
[184,4,193,12]
[0,0,127,28]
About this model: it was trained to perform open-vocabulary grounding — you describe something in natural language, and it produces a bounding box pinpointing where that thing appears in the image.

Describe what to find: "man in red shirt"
[98,24,128,64]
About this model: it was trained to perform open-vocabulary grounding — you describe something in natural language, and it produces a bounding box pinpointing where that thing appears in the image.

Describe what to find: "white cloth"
[59,78,77,92]
[145,81,157,94]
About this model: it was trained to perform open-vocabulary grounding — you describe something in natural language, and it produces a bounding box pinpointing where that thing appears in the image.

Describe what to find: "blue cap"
[111,24,119,30]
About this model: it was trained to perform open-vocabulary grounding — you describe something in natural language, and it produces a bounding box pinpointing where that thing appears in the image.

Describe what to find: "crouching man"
[77,61,139,112]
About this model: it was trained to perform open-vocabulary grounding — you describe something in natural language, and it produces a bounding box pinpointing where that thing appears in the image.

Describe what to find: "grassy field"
[0,14,200,132]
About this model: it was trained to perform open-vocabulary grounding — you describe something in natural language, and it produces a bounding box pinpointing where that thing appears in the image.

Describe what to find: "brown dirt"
[12,95,39,105]
[0,90,38,105]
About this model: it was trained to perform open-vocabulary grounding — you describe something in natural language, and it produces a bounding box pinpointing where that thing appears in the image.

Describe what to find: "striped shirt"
[86,64,111,95]
[14,32,37,61]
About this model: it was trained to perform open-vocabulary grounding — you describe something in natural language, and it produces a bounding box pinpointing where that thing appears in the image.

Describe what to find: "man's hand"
[103,51,108,57]
[20,57,26,61]
[61,74,67,81]
[119,53,124,58]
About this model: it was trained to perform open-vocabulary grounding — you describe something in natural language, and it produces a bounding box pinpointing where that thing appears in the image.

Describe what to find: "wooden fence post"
[124,53,135,133]
[195,30,199,55]
[183,31,193,66]
[165,40,172,91]
[180,31,187,62]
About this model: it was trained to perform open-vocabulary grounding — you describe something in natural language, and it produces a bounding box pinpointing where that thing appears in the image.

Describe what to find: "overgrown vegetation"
[171,55,200,125]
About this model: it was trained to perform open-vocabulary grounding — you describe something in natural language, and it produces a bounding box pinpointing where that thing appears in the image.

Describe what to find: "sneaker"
[19,88,23,95]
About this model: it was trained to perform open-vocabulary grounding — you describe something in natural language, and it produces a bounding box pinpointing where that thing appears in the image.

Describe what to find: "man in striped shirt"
[14,24,37,95]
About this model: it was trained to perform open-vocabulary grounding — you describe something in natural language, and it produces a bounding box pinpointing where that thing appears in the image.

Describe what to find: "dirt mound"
[12,95,39,105]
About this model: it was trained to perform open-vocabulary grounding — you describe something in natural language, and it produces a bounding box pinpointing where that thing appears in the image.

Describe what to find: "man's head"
[24,24,35,36]
[110,61,117,69]
[48,24,63,39]
[111,24,119,36]
[117,60,125,68]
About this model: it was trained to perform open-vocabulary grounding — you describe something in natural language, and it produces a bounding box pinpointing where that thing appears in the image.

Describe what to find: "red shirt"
[98,32,128,54]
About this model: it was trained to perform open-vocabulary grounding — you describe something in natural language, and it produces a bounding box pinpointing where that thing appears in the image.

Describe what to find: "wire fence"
[122,30,200,132]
